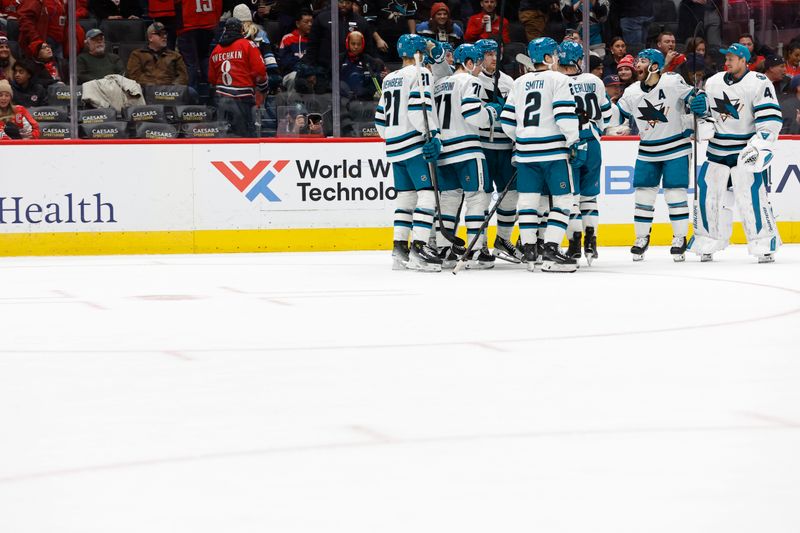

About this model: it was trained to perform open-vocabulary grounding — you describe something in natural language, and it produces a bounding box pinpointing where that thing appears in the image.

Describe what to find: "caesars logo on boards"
[211,158,396,203]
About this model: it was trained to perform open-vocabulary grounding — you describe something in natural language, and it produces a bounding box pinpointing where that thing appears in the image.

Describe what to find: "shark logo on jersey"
[637,100,669,127]
[711,92,742,121]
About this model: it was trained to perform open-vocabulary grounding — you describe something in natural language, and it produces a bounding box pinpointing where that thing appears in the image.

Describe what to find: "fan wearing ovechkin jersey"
[499,37,583,273]
[556,40,612,266]
[686,42,783,263]
[616,48,699,262]
[431,43,501,270]
[375,34,445,272]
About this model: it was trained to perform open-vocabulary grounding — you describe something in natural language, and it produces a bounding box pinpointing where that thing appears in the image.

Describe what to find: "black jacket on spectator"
[303,8,373,72]
[773,75,792,101]
[781,97,800,134]
[677,0,720,43]
[88,0,142,20]
[614,0,654,19]
[11,79,48,107]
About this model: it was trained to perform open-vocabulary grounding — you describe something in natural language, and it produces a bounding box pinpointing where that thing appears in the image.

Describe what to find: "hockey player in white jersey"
[473,38,521,263]
[500,37,583,273]
[375,34,444,272]
[557,40,611,265]
[616,48,697,261]
[686,43,783,263]
[433,42,502,269]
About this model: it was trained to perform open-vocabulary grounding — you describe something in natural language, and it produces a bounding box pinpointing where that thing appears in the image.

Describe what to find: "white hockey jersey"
[375,64,439,163]
[433,71,494,166]
[500,69,580,163]
[703,70,783,162]
[617,72,693,162]
[569,72,612,142]
[477,69,514,151]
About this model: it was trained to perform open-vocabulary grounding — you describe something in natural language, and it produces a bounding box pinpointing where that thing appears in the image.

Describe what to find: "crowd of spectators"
[1,0,800,139]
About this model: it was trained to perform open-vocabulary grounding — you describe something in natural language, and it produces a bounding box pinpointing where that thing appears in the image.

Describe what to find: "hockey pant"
[690,161,781,257]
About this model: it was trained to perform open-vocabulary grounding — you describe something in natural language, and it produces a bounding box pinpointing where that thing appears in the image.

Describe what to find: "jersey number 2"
[523,91,541,127]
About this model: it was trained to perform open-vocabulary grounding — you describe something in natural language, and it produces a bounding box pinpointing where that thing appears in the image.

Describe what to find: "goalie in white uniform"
[432,43,502,269]
[687,43,783,263]
[375,34,444,272]
[616,48,698,261]
[557,40,612,265]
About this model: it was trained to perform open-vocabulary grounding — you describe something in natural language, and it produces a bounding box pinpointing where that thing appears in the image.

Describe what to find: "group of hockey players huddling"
[375,35,784,273]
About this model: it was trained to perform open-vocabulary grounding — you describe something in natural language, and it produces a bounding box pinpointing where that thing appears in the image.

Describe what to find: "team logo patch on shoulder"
[711,92,742,121]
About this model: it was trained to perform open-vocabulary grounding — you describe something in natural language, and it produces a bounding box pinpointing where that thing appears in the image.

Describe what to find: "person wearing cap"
[416,2,463,45]
[88,0,141,20]
[687,42,784,263]
[231,4,282,92]
[780,75,800,134]
[29,40,64,87]
[602,74,623,102]
[0,34,15,81]
[616,54,635,88]
[208,17,266,137]
[76,28,124,84]
[762,54,791,100]
[0,78,40,139]
[17,0,87,59]
[10,57,46,106]
[464,0,510,44]
[126,22,189,87]
[589,54,603,78]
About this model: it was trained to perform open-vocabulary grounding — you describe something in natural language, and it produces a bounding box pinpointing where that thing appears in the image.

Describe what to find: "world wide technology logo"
[211,160,290,201]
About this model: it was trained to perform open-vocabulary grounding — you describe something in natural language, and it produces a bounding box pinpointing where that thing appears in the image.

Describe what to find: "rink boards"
[1,137,799,256]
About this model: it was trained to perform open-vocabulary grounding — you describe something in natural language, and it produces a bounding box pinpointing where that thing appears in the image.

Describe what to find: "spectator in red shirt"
[17,0,86,59]
[0,78,40,139]
[656,31,685,72]
[208,17,265,138]
[177,0,222,91]
[786,42,800,77]
[464,0,509,44]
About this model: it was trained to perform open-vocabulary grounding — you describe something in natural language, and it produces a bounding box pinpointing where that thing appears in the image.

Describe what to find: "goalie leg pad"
[436,189,463,248]
[664,188,689,238]
[689,161,732,255]
[393,190,417,242]
[730,165,782,257]
[412,189,436,243]
[517,192,542,245]
[633,187,658,238]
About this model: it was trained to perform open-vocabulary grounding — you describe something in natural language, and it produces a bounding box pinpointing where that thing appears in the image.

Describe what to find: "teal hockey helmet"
[557,40,583,66]
[527,37,558,63]
[636,48,665,70]
[453,43,483,66]
[397,33,427,59]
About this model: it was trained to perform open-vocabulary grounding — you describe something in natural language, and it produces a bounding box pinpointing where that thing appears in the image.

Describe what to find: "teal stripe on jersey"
[387,130,421,144]
[517,134,566,144]
[640,132,690,146]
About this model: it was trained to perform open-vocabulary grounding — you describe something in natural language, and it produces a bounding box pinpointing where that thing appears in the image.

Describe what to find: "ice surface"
[1,246,799,533]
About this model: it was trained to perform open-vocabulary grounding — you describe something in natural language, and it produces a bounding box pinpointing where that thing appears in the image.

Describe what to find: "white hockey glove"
[695,117,715,142]
[738,131,776,172]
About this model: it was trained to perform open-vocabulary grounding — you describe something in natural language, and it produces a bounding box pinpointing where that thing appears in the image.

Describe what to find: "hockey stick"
[414,51,466,249]
[453,170,518,275]
[689,20,704,202]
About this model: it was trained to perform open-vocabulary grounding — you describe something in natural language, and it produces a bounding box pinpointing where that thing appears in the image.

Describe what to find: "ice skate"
[436,246,459,269]
[757,253,775,264]
[407,241,443,272]
[534,239,545,266]
[583,226,598,266]
[700,253,714,262]
[466,247,495,270]
[540,242,578,273]
[670,236,687,262]
[566,231,582,260]
[493,237,524,264]
[392,240,409,270]
[631,234,650,262]
[521,243,538,272]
